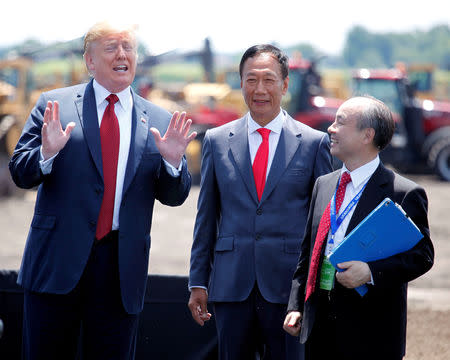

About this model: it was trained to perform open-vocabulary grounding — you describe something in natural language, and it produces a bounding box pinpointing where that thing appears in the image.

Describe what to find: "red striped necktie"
[305,171,352,301]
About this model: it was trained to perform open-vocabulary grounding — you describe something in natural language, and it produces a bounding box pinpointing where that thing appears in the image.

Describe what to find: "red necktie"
[96,94,120,240]
[252,128,271,201]
[305,171,352,301]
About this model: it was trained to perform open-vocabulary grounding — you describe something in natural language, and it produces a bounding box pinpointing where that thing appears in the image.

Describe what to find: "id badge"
[319,257,336,291]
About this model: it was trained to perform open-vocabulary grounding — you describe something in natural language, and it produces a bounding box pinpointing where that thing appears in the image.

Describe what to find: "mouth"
[113,65,128,72]
[253,99,269,104]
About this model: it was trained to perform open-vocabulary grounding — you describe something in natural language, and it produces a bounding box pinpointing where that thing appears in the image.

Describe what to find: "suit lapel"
[229,117,259,203]
[122,92,149,197]
[346,163,390,235]
[260,115,302,203]
[76,80,103,177]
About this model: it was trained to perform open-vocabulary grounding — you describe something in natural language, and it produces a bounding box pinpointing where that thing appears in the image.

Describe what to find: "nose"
[255,79,266,94]
[116,45,126,59]
[328,121,337,135]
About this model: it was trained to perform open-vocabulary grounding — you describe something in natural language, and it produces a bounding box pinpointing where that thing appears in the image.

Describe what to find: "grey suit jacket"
[189,111,332,304]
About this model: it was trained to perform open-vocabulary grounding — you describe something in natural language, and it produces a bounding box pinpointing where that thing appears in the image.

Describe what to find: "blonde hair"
[83,21,139,55]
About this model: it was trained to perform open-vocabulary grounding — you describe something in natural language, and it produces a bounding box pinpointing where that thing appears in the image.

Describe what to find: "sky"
[2,0,449,56]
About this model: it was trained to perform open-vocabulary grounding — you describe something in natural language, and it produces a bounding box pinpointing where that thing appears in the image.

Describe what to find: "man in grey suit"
[188,44,332,359]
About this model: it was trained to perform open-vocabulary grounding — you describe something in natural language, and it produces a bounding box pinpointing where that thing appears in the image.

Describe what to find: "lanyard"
[329,179,367,244]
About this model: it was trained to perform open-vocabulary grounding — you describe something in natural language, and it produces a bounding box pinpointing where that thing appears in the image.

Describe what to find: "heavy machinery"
[186,58,450,182]
[350,68,450,181]
[0,55,87,195]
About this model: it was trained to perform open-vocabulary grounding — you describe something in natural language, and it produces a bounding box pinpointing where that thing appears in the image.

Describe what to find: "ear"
[363,127,376,145]
[84,52,95,74]
[282,76,289,95]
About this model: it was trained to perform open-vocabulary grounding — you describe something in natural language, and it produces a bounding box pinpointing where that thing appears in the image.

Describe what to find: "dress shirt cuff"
[368,271,374,285]
[163,158,182,177]
[188,285,208,292]
[39,147,58,175]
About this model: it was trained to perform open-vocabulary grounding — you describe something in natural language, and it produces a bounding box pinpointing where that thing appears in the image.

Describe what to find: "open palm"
[150,111,197,168]
[41,101,76,160]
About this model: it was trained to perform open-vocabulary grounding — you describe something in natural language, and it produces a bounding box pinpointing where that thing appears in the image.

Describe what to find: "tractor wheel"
[428,137,450,181]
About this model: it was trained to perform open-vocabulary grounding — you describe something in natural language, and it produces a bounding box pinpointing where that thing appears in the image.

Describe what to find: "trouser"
[213,285,304,360]
[22,231,139,360]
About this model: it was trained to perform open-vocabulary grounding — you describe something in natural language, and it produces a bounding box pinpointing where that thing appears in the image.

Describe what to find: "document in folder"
[328,197,424,296]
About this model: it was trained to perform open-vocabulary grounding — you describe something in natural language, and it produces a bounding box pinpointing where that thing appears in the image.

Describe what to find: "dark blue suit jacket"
[189,112,332,304]
[9,80,191,314]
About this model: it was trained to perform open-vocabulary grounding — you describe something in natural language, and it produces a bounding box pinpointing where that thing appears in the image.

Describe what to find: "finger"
[150,127,162,143]
[53,101,60,125]
[44,102,53,124]
[337,261,352,269]
[169,111,180,131]
[64,122,76,137]
[181,118,192,137]
[175,112,186,131]
[188,302,204,326]
[186,131,198,143]
[288,316,298,327]
[42,122,48,138]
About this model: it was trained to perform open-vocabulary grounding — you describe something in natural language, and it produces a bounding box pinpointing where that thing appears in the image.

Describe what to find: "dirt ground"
[1,172,449,359]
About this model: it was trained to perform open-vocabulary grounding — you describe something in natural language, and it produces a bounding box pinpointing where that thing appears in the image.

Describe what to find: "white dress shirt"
[247,109,285,177]
[324,156,380,257]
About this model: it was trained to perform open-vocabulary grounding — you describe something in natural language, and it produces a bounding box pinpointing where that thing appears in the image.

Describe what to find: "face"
[328,99,374,167]
[84,31,137,93]
[240,53,289,126]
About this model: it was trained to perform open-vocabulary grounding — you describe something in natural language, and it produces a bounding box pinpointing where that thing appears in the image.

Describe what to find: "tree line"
[289,24,450,70]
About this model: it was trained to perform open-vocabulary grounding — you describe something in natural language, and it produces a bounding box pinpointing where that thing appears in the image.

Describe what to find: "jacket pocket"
[215,236,234,252]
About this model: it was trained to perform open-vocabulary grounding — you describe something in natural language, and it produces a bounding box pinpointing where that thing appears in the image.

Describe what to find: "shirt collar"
[247,109,284,135]
[342,155,380,189]
[93,79,133,111]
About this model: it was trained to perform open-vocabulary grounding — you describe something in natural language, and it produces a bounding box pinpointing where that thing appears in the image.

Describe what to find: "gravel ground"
[1,172,449,359]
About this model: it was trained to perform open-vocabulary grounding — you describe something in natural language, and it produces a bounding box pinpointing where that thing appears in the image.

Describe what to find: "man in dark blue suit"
[9,21,196,359]
[188,44,332,359]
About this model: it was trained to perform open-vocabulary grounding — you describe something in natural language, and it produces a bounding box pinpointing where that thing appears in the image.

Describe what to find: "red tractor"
[350,68,450,181]
[292,66,450,181]
[187,60,450,182]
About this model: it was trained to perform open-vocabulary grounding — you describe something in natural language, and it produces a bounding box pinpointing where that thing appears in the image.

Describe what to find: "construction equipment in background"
[395,62,450,101]
[0,52,87,196]
[184,56,450,182]
[350,68,450,181]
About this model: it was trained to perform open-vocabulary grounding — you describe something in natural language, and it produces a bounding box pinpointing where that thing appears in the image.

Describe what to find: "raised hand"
[150,111,197,168]
[41,101,76,160]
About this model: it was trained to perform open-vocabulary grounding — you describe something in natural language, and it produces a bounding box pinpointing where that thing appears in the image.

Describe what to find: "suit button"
[89,220,96,228]
[255,234,261,240]
[95,188,102,195]
[256,208,262,215]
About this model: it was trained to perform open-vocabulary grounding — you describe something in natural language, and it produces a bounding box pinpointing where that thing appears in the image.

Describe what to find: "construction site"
[1,36,450,359]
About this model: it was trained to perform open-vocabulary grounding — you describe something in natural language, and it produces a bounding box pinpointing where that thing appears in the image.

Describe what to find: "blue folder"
[328,197,423,296]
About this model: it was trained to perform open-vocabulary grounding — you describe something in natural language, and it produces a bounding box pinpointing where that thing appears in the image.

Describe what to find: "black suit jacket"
[287,163,434,359]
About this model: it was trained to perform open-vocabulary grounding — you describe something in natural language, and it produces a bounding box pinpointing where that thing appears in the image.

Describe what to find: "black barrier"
[0,271,218,359]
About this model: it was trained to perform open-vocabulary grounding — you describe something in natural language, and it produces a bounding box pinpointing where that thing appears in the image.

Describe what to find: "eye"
[122,42,134,52]
[105,44,117,52]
